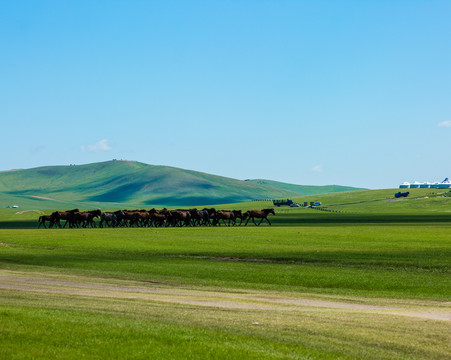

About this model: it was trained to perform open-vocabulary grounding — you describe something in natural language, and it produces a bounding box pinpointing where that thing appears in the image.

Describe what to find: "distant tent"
[399,178,450,189]
[410,181,421,188]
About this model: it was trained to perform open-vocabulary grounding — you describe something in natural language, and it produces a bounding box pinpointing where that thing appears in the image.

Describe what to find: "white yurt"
[410,181,421,189]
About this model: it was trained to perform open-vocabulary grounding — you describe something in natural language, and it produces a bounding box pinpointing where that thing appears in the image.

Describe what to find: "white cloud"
[311,164,323,172]
[81,139,112,152]
[438,120,451,127]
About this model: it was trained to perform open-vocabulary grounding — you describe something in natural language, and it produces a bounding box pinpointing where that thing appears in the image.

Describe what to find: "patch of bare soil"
[0,270,449,321]
[15,210,44,215]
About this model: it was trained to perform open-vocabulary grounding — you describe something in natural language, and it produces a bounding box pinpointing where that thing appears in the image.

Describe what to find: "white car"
[290,203,300,207]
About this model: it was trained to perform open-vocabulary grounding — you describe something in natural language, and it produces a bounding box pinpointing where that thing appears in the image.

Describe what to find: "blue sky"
[1,1,450,188]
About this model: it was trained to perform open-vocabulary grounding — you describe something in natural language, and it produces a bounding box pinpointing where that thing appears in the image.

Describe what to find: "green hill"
[0,160,363,209]
[220,188,451,218]
[246,179,366,195]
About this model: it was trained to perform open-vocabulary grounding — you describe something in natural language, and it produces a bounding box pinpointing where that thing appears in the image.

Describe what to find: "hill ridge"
[0,160,363,207]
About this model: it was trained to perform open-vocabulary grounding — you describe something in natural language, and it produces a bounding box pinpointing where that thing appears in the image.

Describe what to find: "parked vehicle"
[310,202,322,206]
[273,199,294,207]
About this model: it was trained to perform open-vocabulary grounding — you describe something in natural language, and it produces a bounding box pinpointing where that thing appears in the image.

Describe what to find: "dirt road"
[0,269,449,321]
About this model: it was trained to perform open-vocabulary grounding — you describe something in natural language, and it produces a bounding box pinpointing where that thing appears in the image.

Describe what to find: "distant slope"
[0,160,363,208]
[218,188,451,216]
[246,179,366,196]
[0,160,298,207]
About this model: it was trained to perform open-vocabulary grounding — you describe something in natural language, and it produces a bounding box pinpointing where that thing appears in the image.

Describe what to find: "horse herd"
[38,208,276,229]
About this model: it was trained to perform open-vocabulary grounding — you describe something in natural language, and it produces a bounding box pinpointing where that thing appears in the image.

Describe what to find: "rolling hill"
[0,160,364,208]
[246,179,365,196]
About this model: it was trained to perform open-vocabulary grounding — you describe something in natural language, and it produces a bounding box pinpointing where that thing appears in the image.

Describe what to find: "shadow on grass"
[1,213,451,229]
[271,213,451,226]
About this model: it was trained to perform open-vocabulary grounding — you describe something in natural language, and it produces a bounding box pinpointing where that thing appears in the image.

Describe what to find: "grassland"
[0,188,450,359]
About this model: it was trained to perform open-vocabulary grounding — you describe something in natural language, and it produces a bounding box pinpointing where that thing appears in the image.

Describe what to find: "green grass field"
[0,189,450,359]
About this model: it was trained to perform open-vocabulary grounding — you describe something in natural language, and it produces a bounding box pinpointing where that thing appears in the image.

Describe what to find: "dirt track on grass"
[0,270,449,321]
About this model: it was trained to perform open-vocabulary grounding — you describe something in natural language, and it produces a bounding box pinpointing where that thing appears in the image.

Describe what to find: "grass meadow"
[0,189,450,359]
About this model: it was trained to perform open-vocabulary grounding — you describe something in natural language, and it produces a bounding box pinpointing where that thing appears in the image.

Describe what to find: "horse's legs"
[38,219,44,229]
[266,217,272,226]
[258,217,264,226]
[252,217,257,226]
[244,218,250,226]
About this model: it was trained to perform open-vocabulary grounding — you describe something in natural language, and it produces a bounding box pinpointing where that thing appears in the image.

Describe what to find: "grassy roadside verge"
[1,225,450,300]
[1,271,450,360]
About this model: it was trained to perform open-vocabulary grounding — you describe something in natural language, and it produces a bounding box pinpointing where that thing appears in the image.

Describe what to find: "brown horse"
[202,208,217,226]
[38,215,55,229]
[214,210,236,226]
[149,209,166,227]
[99,212,118,228]
[73,212,97,228]
[170,210,192,227]
[244,208,275,226]
[120,210,140,227]
[129,211,152,227]
[88,209,102,218]
[51,209,80,228]
[232,210,248,226]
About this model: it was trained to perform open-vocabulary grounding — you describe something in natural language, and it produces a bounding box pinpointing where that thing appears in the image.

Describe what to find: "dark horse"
[232,210,248,226]
[50,209,80,228]
[38,215,55,228]
[214,210,236,226]
[244,208,275,226]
